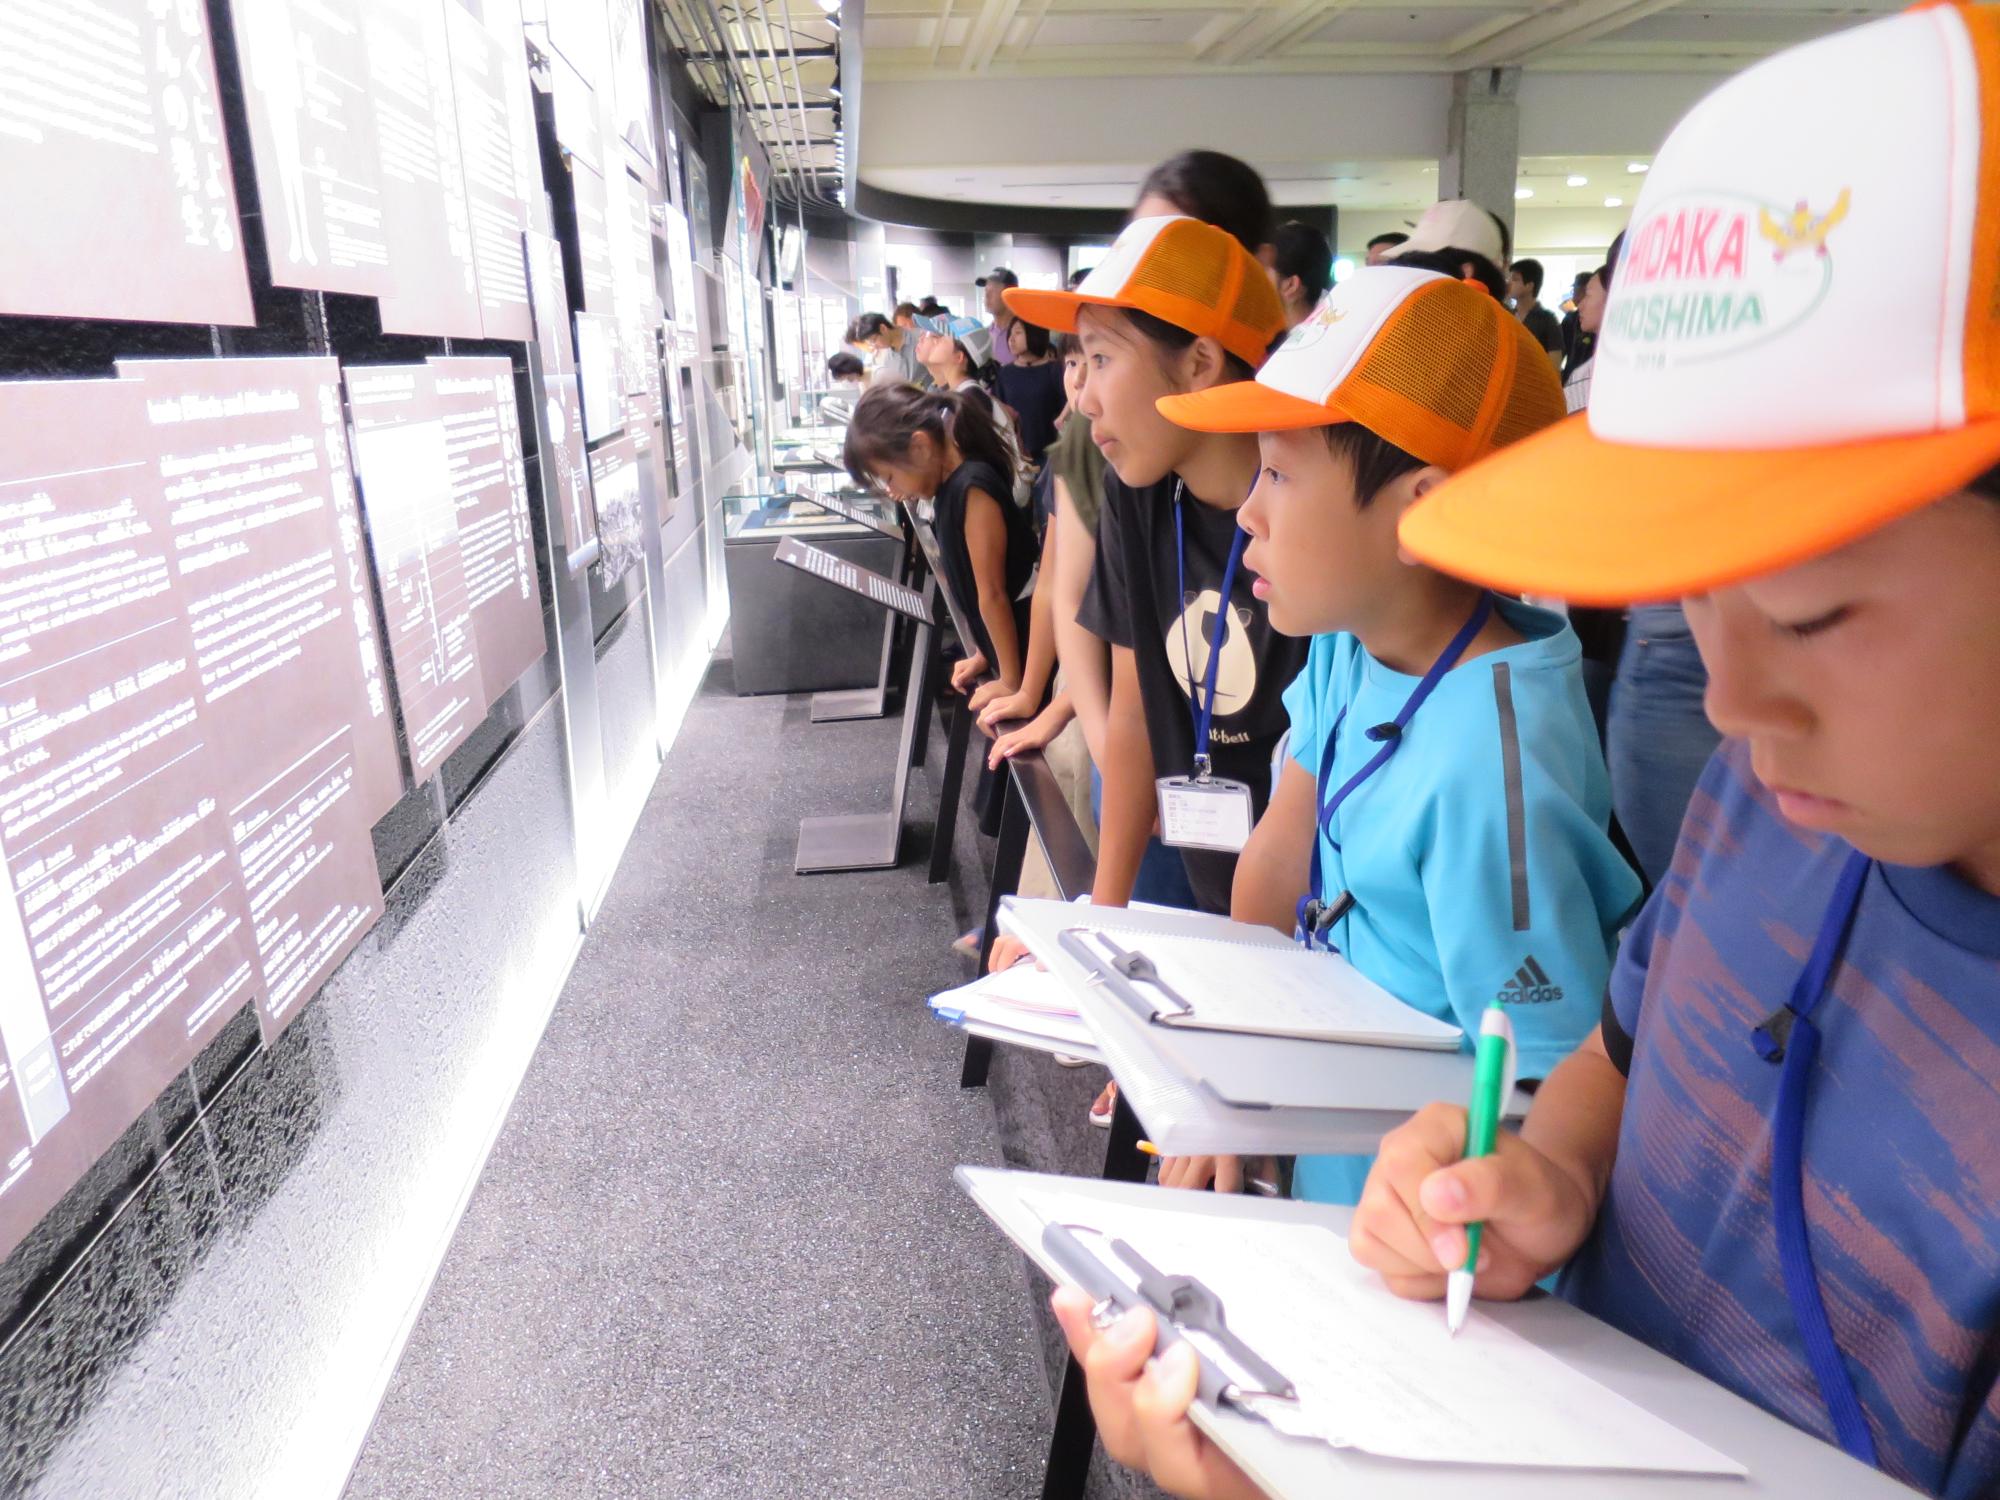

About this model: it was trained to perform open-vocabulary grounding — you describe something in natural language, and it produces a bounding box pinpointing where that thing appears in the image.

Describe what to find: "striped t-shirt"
[1563,738,2000,1498]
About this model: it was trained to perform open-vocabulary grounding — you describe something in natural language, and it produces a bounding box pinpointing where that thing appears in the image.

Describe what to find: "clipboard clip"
[1042,1222,1299,1417]
[1057,929,1194,1025]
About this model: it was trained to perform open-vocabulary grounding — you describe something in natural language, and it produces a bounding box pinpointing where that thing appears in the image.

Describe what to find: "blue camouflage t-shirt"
[1563,738,2000,1498]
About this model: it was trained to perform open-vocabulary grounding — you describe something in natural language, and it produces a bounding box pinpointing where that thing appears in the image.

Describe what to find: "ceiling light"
[1514,187,1534,200]
[1627,161,1649,174]
[1566,174,1588,187]
[1605,196,1624,209]
[817,0,840,13]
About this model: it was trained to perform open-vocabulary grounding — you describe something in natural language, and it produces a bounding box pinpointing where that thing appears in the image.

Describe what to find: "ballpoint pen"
[1448,999,1515,1336]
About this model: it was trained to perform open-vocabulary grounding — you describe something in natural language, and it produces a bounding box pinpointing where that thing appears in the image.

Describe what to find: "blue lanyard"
[1171,484,1249,781]
[1297,592,1493,950]
[1751,846,1880,1468]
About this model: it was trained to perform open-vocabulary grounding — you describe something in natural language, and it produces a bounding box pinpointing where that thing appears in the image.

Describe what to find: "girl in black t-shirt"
[842,384,1037,698]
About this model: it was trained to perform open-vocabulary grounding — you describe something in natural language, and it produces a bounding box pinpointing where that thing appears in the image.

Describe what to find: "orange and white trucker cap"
[1155,266,1565,470]
[1400,1,2000,606]
[1003,216,1286,370]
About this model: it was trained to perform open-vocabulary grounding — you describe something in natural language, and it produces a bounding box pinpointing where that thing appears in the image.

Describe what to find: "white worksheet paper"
[1084,931,1462,1049]
[931,965,1096,1054]
[1017,1186,1744,1476]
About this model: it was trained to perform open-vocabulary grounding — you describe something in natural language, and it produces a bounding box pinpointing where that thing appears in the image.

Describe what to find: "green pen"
[1447,999,1516,1336]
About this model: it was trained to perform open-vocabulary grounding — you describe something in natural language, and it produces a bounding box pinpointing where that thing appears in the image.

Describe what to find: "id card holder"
[1156,775,1254,853]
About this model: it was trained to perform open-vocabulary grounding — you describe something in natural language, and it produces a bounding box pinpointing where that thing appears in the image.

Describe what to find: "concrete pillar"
[853,219,888,314]
[1440,67,1522,248]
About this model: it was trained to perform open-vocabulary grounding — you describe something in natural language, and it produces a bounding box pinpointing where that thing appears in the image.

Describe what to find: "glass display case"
[721,478,909,696]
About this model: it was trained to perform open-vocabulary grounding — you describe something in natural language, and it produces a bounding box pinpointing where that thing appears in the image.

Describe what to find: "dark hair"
[1388,246,1508,302]
[1510,258,1545,295]
[1135,150,1274,252]
[1115,306,1259,384]
[1274,220,1333,303]
[1974,464,2000,501]
[1054,331,1083,360]
[917,296,946,316]
[1323,424,1426,510]
[1014,319,1052,359]
[1595,259,1615,294]
[1571,271,1593,296]
[1366,231,1409,252]
[854,312,892,340]
[1485,208,1512,266]
[1066,267,1093,290]
[827,351,865,379]
[843,383,1016,494]
[893,301,919,320]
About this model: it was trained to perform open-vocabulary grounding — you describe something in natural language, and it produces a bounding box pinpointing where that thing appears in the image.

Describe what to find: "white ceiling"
[857,0,1902,77]
[849,0,1900,244]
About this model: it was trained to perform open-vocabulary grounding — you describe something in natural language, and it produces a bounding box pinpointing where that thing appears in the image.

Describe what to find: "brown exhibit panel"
[607,167,665,433]
[428,357,547,703]
[344,365,490,782]
[571,159,617,317]
[117,356,404,825]
[366,0,482,340]
[608,0,658,188]
[588,432,645,585]
[229,0,394,298]
[0,0,252,324]
[545,374,599,571]
[525,230,578,378]
[549,49,602,176]
[0,380,261,1262]
[574,310,625,444]
[547,0,609,90]
[443,3,533,343]
[228,726,382,1040]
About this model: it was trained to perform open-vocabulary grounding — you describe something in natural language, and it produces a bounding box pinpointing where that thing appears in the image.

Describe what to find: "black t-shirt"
[1522,303,1564,356]
[1079,472,1309,912]
[933,458,1037,672]
[996,361,1065,465]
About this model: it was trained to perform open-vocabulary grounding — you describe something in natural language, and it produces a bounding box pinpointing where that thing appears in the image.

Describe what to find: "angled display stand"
[785,480,914,724]
[773,538,936,873]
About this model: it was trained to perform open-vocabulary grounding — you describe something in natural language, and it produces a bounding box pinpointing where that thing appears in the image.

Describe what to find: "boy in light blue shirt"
[1150,264,1641,1203]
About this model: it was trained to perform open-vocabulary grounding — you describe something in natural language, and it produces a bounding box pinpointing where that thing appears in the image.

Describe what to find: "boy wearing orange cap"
[1359,6,2000,1494]
[1047,7,2000,1498]
[1153,266,1642,1204]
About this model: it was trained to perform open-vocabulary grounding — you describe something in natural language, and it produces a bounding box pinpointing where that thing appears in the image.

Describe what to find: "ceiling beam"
[959,0,1024,70]
[1449,0,1685,70]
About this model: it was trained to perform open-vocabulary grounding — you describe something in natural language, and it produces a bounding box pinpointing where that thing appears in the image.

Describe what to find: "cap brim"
[1003,286,1097,333]
[1399,414,2000,606]
[1157,381,1348,434]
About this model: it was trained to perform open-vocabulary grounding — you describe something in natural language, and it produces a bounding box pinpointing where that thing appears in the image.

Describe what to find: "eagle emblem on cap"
[1757,189,1850,262]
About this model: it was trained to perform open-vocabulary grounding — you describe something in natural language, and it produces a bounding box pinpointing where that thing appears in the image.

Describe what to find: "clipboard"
[962,1168,1917,1500]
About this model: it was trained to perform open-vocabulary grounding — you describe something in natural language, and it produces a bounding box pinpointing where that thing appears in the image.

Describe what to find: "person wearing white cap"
[1382,197,1512,300]
[1054,6,2000,1498]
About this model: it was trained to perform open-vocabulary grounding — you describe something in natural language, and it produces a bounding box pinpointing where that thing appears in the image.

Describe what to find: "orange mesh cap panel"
[1005,219,1286,369]
[1155,275,1564,462]
[1334,282,1565,469]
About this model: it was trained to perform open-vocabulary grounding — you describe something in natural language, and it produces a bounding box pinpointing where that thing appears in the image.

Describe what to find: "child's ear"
[1184,335,1232,391]
[1391,465,1453,564]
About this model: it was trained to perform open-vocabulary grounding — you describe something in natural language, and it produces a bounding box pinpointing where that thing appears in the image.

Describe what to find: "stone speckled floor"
[345,648,1158,1500]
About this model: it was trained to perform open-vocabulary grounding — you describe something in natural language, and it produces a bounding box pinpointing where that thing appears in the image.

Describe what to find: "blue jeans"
[1606,605,1722,888]
[1089,768,1198,910]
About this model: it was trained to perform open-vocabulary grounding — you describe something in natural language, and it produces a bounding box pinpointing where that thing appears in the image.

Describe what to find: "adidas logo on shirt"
[1498,956,1564,1005]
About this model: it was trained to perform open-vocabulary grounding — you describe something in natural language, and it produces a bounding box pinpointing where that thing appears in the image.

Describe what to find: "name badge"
[1156,775,1254,853]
